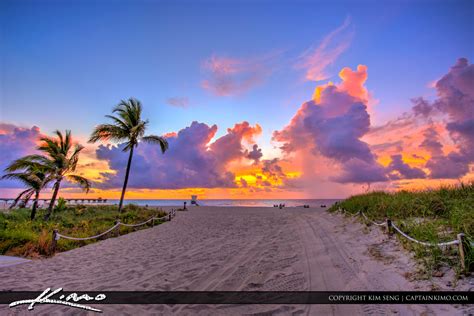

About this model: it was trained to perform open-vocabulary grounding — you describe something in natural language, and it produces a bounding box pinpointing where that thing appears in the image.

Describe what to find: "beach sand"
[0,206,471,315]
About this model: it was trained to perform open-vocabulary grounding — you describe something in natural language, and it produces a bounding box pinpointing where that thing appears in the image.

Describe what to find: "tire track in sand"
[301,213,389,316]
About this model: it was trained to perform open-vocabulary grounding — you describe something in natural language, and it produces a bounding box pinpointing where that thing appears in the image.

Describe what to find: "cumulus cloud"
[261,158,286,182]
[417,58,474,179]
[96,121,262,189]
[420,126,444,157]
[412,97,434,117]
[387,154,426,180]
[246,144,263,164]
[296,17,353,81]
[434,58,473,121]
[209,121,262,163]
[363,58,473,182]
[274,64,386,184]
[420,126,470,179]
[166,97,189,108]
[201,54,275,96]
[426,152,470,179]
[332,158,387,184]
[0,123,43,188]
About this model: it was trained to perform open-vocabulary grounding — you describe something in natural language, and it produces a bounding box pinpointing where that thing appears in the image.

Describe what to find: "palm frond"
[142,135,169,153]
[68,144,85,171]
[3,155,53,172]
[1,173,36,188]
[64,130,72,153]
[54,130,65,151]
[38,137,61,158]
[20,190,35,207]
[105,114,131,131]
[66,174,91,192]
[10,188,34,209]
[129,98,142,125]
[130,121,147,140]
[89,124,129,143]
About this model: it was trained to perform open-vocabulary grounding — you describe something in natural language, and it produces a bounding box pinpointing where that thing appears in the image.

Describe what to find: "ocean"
[108,199,342,207]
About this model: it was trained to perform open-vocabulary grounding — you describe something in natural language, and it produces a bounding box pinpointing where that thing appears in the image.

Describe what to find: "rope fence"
[51,209,177,251]
[55,223,121,241]
[336,207,472,272]
[360,210,386,226]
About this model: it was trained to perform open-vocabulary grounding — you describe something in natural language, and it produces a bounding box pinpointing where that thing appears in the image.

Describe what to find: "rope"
[119,217,155,227]
[56,210,175,241]
[360,211,386,226]
[391,223,459,247]
[154,215,169,221]
[339,208,359,217]
[337,208,462,248]
[56,223,120,241]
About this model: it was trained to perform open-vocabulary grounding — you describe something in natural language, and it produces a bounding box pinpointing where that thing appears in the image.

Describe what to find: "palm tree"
[16,130,91,220]
[89,98,169,213]
[2,162,53,219]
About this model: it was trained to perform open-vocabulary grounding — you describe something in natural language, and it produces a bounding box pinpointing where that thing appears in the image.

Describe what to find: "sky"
[0,0,473,199]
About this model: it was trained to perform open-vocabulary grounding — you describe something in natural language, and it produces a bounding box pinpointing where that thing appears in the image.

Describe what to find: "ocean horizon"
[113,199,342,207]
[0,198,342,208]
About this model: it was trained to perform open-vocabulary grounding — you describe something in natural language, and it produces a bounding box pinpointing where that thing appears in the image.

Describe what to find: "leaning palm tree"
[16,130,91,220]
[89,98,169,213]
[2,162,53,219]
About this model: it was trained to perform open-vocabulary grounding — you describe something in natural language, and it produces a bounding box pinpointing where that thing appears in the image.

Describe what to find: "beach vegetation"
[329,183,474,276]
[0,204,166,258]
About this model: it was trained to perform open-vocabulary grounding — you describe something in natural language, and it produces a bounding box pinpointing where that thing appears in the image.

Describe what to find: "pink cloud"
[274,64,387,184]
[387,154,426,180]
[246,144,263,164]
[365,58,473,180]
[295,17,353,81]
[96,121,262,189]
[415,58,474,179]
[0,123,43,188]
[166,97,189,108]
[201,54,274,96]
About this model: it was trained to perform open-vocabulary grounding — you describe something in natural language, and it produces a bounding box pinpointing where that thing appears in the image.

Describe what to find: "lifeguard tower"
[191,195,199,206]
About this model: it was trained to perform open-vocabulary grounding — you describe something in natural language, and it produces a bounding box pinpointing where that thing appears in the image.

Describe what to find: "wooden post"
[183,201,187,210]
[152,218,155,227]
[169,213,172,221]
[50,229,58,255]
[457,233,466,273]
[115,220,120,237]
[386,219,392,236]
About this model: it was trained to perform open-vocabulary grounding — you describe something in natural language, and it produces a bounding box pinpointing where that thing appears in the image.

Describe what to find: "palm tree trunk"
[118,146,134,213]
[31,191,39,220]
[45,180,61,220]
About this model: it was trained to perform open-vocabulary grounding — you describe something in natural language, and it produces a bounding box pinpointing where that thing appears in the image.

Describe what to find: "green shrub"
[0,205,166,258]
[55,197,68,212]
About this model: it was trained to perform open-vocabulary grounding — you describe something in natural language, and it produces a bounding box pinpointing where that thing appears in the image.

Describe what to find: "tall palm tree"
[16,130,91,220]
[89,98,169,213]
[2,162,53,219]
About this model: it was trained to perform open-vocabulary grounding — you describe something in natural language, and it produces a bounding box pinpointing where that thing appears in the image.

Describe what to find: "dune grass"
[0,204,167,258]
[328,183,474,276]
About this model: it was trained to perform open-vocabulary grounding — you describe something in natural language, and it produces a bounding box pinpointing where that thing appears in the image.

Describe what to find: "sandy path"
[0,207,469,315]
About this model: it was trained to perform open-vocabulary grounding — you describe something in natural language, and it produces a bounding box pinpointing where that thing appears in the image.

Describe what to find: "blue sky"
[2,0,472,138]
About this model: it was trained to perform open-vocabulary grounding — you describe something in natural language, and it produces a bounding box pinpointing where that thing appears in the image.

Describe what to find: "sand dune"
[0,206,471,315]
